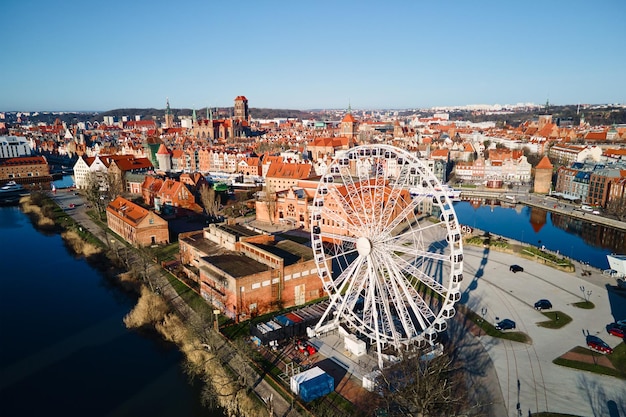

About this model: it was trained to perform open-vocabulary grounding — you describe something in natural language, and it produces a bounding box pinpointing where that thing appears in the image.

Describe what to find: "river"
[0,204,223,417]
[453,201,625,270]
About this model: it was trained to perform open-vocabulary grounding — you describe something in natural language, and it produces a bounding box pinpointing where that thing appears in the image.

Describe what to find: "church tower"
[234,96,249,123]
[164,98,174,128]
[340,103,357,145]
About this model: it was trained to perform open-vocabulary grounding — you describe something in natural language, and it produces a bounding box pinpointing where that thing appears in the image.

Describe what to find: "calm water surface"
[453,201,625,270]
[0,205,222,417]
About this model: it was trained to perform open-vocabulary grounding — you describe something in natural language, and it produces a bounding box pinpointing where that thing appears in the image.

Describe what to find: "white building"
[0,136,32,158]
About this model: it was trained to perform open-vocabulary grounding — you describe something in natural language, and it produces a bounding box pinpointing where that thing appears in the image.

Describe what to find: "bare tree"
[199,184,219,217]
[83,171,106,214]
[262,184,276,225]
[377,350,470,417]
[105,170,125,201]
[605,195,626,221]
[135,245,156,292]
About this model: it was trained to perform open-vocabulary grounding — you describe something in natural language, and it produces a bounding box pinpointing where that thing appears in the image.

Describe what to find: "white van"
[581,205,593,212]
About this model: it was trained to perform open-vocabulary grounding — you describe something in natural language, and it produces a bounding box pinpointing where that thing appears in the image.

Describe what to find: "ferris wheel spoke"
[377,252,435,329]
[332,178,369,232]
[372,253,421,339]
[379,196,424,237]
[382,242,449,263]
[341,170,378,234]
[369,260,401,342]
[320,202,358,233]
[392,254,448,298]
[332,253,367,295]
[379,169,413,232]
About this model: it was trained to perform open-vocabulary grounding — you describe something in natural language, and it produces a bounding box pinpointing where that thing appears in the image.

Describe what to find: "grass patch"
[462,307,531,343]
[552,342,626,379]
[572,300,595,309]
[151,242,180,262]
[536,311,572,329]
[608,341,626,373]
[552,357,625,379]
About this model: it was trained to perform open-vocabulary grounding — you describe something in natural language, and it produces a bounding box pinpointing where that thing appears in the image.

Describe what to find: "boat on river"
[0,181,28,205]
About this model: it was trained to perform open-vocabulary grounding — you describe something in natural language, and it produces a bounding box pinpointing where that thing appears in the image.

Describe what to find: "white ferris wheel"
[310,144,464,369]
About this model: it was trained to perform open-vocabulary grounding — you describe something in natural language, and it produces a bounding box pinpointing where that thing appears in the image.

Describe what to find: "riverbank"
[464,233,575,273]
[459,189,626,232]
[20,192,287,417]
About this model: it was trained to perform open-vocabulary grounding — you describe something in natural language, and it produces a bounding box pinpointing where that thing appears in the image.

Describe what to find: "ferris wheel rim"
[311,144,463,355]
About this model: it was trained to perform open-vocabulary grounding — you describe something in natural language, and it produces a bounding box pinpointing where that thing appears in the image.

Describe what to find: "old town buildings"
[106,196,169,247]
[5,98,626,317]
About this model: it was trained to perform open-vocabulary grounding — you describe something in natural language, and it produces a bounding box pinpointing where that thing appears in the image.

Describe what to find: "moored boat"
[0,181,28,204]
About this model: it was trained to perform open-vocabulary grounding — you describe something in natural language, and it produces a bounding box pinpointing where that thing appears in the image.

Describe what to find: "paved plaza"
[460,244,626,417]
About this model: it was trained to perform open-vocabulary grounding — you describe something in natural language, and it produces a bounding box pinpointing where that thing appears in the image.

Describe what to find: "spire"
[206,106,209,120]
[209,107,213,123]
[347,100,352,114]
[166,97,171,115]
[192,107,197,124]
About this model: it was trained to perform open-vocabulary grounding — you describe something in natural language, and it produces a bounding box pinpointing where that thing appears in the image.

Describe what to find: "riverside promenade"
[48,190,302,417]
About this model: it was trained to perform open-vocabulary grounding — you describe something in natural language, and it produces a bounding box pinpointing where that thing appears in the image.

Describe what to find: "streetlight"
[480,307,487,336]
[579,285,587,302]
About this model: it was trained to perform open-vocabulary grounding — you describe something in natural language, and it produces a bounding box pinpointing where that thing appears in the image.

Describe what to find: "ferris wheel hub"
[356,236,373,257]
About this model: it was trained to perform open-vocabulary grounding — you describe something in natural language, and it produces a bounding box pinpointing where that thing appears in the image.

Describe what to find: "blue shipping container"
[299,372,334,402]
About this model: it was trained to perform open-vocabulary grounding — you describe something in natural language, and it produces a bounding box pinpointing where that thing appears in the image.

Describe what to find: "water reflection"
[453,201,624,270]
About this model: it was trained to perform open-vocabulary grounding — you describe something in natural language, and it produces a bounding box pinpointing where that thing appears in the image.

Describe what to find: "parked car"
[586,335,613,354]
[606,323,626,338]
[509,264,524,273]
[495,319,516,331]
[534,299,553,311]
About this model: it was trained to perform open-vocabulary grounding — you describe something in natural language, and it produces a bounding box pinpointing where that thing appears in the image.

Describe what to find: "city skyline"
[2,0,625,112]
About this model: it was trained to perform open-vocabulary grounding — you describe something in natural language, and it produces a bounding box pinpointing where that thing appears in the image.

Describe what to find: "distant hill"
[7,104,625,127]
[99,107,318,121]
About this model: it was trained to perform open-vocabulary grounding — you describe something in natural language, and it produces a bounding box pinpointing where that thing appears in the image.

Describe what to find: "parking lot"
[460,244,626,417]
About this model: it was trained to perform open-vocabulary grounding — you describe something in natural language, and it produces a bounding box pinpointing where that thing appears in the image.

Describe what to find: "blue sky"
[2,0,625,112]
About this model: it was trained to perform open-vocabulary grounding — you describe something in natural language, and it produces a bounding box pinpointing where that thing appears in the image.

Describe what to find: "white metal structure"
[310,144,464,369]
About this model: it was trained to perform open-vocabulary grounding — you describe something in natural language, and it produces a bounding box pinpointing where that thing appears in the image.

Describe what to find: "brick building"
[179,223,323,320]
[106,196,169,247]
[0,156,51,188]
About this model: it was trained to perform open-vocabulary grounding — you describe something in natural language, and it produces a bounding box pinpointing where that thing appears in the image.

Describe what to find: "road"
[460,244,626,417]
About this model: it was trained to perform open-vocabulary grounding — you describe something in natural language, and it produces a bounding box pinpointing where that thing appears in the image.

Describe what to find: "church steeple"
[192,107,197,124]
[164,97,173,128]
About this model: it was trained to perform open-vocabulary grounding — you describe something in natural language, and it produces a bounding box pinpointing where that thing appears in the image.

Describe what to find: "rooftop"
[205,254,267,278]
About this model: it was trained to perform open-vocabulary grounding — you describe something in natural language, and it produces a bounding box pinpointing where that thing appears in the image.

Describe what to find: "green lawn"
[536,311,572,329]
[463,308,530,343]
[572,300,595,309]
[552,342,626,379]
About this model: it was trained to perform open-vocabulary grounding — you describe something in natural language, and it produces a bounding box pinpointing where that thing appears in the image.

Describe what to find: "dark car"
[495,319,516,331]
[606,323,626,338]
[586,335,613,354]
[534,299,552,311]
[510,265,524,273]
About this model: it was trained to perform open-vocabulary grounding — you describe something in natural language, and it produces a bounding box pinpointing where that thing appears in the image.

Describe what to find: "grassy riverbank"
[464,234,575,272]
[20,192,268,417]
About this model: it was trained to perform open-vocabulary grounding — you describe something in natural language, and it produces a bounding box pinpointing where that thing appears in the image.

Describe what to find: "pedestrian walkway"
[46,191,302,417]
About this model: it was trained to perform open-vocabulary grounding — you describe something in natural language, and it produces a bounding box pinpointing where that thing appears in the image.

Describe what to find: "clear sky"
[2,0,625,112]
